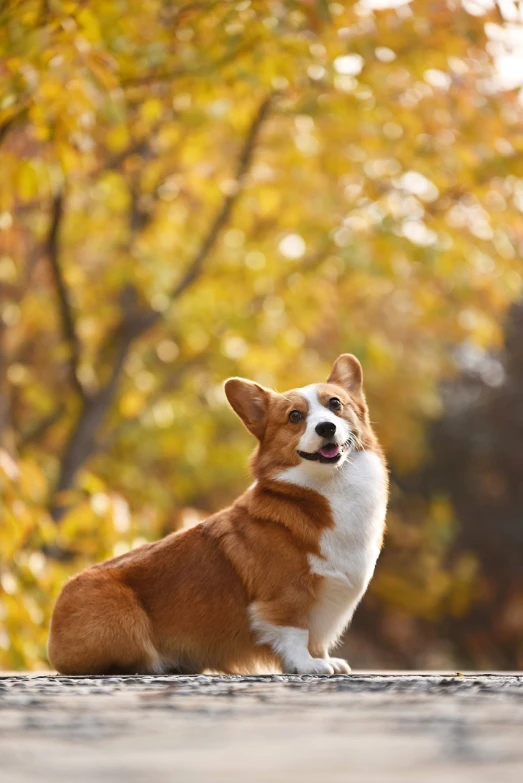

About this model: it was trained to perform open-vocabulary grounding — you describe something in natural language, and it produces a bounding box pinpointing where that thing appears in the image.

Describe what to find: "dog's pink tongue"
[319,443,340,459]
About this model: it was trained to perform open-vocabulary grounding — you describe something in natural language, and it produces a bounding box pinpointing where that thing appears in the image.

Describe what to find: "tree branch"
[96,351,208,451]
[175,93,274,298]
[93,246,330,455]
[49,94,273,526]
[50,320,137,520]
[19,404,65,449]
[46,191,86,402]
[0,105,29,147]
[120,38,257,89]
[133,92,275,337]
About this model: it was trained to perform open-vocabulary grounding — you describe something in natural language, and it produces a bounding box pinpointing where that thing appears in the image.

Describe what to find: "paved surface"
[1,673,523,782]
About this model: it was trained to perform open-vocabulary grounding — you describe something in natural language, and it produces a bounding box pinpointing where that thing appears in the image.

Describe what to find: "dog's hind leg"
[48,572,162,675]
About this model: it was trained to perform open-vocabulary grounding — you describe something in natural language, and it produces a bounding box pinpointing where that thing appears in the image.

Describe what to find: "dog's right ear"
[224,378,273,440]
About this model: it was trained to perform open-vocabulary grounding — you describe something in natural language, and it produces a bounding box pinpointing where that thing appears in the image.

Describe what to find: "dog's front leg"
[248,601,334,675]
[323,655,351,674]
[313,646,352,674]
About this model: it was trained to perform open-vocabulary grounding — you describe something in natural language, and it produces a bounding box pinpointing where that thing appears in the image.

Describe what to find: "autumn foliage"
[1,0,523,669]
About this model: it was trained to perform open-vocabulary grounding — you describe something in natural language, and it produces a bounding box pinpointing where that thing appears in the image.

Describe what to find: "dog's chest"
[307,451,388,647]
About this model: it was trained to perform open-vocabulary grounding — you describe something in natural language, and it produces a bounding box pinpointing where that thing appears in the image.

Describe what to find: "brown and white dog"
[48,354,388,675]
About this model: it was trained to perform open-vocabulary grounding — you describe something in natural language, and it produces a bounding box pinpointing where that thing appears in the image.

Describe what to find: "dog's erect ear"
[327,354,363,397]
[224,378,273,440]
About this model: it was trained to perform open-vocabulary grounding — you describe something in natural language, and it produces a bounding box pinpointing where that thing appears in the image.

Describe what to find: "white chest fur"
[277,450,388,652]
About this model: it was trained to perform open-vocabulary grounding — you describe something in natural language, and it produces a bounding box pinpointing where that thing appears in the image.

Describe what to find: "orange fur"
[48,355,387,675]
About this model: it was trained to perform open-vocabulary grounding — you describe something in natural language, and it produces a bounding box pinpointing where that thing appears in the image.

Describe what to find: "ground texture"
[1,673,522,782]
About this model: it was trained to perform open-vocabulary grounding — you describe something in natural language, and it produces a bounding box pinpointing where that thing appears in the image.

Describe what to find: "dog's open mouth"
[297,439,351,464]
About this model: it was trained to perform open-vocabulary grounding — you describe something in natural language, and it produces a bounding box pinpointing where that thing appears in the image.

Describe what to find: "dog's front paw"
[291,658,334,676]
[327,657,351,674]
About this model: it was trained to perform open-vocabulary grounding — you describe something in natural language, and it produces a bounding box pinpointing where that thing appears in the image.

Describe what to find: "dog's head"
[225,354,376,481]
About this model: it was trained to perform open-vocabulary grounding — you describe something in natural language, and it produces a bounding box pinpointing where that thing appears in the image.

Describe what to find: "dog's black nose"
[315,421,336,438]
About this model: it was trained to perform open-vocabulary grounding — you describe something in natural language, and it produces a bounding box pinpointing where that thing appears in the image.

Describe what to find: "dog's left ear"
[327,354,363,397]
[224,378,274,440]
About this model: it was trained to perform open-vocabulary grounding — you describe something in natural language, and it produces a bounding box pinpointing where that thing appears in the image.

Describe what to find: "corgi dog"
[48,354,388,676]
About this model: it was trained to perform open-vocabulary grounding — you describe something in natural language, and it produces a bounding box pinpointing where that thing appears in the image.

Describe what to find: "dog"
[48,354,388,675]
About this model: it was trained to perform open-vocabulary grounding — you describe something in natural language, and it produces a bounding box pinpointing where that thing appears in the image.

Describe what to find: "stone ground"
[1,673,522,782]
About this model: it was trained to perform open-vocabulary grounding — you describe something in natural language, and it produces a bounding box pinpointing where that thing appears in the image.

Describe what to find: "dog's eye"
[288,410,304,424]
[328,397,342,411]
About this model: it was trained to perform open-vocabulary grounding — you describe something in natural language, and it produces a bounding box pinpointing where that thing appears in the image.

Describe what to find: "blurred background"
[1,0,523,671]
